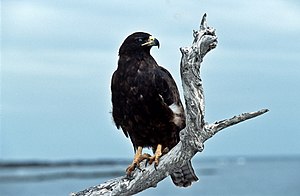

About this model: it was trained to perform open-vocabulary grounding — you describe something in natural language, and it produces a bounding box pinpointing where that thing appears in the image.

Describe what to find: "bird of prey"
[111,32,198,187]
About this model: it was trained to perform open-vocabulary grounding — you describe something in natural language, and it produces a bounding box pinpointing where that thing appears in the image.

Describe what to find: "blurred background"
[1,0,300,195]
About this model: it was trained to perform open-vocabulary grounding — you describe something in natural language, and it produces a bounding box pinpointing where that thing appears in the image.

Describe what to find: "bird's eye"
[138,38,143,42]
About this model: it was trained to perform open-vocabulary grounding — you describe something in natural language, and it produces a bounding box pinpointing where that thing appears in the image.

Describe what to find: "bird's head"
[119,32,160,55]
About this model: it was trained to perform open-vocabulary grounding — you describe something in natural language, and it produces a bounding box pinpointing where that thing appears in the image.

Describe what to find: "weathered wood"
[71,14,268,196]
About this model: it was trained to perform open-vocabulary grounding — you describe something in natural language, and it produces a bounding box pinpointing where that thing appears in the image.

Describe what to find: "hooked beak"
[141,36,160,48]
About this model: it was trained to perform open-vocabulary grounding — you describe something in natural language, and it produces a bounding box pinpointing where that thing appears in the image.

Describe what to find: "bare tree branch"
[203,109,269,142]
[71,14,268,196]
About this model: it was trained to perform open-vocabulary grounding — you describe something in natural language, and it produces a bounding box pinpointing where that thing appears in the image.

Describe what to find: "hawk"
[111,32,198,187]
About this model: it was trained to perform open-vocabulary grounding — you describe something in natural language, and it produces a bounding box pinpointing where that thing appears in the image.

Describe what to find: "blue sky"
[1,0,300,160]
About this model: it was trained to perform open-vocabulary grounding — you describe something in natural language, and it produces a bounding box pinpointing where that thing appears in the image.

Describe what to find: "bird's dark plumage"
[111,32,198,187]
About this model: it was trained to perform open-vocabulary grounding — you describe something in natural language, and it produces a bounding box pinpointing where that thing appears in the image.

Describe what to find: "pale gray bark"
[71,14,268,196]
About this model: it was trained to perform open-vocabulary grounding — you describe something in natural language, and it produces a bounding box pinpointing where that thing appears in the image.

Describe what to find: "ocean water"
[0,156,299,196]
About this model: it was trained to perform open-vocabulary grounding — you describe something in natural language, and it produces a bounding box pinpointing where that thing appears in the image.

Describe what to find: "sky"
[1,0,300,161]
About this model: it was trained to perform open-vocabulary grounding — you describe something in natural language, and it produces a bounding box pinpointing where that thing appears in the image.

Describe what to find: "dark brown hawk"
[111,32,198,187]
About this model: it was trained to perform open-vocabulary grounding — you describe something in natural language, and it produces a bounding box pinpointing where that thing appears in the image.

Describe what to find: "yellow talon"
[127,144,168,174]
[149,144,163,166]
[126,146,150,175]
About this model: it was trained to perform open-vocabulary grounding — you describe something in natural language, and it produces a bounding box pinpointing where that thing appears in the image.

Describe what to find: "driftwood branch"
[71,14,268,196]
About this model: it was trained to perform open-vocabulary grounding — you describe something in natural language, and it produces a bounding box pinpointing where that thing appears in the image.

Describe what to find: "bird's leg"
[126,146,150,175]
[148,144,163,166]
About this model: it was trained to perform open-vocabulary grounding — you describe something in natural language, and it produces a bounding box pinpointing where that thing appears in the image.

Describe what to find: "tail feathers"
[170,160,198,187]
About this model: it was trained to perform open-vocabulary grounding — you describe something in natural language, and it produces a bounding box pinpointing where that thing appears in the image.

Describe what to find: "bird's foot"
[148,144,164,166]
[126,147,150,176]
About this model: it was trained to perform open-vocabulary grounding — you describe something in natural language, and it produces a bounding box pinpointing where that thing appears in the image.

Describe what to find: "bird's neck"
[118,52,158,70]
